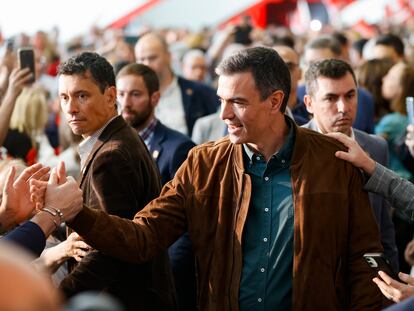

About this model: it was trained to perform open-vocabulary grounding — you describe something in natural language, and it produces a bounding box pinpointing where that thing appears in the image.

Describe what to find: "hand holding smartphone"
[17,47,35,84]
[363,253,398,280]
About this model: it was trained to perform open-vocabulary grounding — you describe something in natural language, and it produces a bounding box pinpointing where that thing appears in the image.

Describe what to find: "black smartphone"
[17,47,35,83]
[363,253,398,280]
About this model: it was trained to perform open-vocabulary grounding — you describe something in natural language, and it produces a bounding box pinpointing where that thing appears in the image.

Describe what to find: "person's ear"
[105,86,117,109]
[269,90,285,112]
[150,91,161,108]
[304,94,314,114]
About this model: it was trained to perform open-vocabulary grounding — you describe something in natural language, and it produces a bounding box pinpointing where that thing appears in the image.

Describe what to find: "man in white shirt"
[135,32,218,136]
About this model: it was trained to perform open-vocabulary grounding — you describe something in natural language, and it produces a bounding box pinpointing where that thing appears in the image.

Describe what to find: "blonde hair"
[9,86,48,141]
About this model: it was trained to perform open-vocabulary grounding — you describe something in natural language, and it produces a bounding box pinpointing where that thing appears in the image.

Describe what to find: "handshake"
[0,161,83,233]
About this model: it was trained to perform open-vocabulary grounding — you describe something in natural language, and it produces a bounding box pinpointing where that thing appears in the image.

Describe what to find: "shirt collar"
[138,117,158,149]
[162,75,178,97]
[243,115,296,164]
[78,115,118,170]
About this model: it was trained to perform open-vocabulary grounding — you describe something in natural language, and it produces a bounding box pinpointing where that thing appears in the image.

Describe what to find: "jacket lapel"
[149,121,165,163]
[79,116,124,187]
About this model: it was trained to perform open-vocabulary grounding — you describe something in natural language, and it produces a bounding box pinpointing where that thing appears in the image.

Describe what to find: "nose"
[119,94,129,108]
[65,97,79,114]
[220,100,234,121]
[337,98,349,114]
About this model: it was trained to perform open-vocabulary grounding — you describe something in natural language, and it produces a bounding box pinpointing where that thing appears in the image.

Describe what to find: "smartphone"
[406,97,414,125]
[363,253,398,280]
[17,47,35,83]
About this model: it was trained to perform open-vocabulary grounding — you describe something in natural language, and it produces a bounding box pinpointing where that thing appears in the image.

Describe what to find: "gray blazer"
[303,119,399,271]
[365,163,414,223]
[191,110,225,145]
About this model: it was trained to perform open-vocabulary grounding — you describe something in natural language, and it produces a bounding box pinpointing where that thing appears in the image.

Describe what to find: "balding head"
[0,242,61,311]
[134,33,172,86]
[182,49,208,82]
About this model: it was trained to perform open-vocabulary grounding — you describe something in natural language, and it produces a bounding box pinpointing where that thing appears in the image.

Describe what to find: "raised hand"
[326,132,376,175]
[0,163,50,230]
[4,67,33,98]
[30,162,67,210]
[43,167,83,223]
[373,271,414,303]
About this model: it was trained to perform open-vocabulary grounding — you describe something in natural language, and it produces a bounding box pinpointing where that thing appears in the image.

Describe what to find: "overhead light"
[310,19,322,31]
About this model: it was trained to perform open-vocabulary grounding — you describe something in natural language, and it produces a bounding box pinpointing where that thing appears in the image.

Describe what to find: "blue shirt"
[239,119,296,311]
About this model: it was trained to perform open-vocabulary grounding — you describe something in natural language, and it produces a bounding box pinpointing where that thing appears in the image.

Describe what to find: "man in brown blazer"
[57,52,176,311]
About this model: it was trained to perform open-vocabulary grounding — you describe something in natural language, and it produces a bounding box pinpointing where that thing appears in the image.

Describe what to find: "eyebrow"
[323,88,356,97]
[218,96,249,103]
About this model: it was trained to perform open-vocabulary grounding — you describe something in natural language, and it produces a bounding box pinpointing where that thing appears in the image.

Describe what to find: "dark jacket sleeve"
[61,148,152,295]
[3,221,46,257]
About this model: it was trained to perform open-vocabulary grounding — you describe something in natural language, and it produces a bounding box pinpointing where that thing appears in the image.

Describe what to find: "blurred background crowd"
[1,0,414,310]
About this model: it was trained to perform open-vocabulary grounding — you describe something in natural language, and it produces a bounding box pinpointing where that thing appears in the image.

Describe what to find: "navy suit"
[177,76,219,136]
[2,221,46,257]
[297,84,375,133]
[303,120,399,271]
[148,120,197,311]
[150,121,196,185]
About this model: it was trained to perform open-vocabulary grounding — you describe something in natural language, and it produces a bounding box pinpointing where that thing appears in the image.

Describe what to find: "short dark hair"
[305,35,342,57]
[305,59,357,97]
[215,46,291,112]
[375,33,405,57]
[116,63,159,95]
[58,52,115,93]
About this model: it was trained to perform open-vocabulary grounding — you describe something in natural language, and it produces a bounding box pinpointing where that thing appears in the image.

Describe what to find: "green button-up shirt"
[239,119,296,311]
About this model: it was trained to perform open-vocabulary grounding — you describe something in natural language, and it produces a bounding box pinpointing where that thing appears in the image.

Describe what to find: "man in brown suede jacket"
[63,47,383,310]
[56,52,175,311]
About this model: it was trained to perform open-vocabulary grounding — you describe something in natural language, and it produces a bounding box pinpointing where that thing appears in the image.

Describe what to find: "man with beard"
[117,63,196,311]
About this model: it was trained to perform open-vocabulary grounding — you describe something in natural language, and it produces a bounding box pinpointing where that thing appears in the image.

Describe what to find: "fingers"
[378,271,406,292]
[48,168,58,185]
[57,162,67,185]
[334,150,350,161]
[373,277,396,301]
[27,166,50,183]
[398,272,414,285]
[3,166,16,195]
[14,163,43,184]
[326,132,352,146]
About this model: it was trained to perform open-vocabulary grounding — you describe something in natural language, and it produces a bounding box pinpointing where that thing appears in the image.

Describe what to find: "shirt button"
[260,268,265,273]
[281,159,286,163]
[264,208,269,212]
[256,156,260,161]
[264,176,269,181]
[263,237,268,242]
[258,298,262,303]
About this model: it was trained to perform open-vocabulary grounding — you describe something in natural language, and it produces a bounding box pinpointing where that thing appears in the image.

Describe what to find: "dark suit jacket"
[3,221,46,257]
[150,121,196,185]
[177,76,219,136]
[60,116,176,311]
[303,119,399,271]
[149,120,197,311]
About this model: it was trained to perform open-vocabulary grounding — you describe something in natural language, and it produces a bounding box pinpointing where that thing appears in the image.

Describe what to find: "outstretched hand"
[326,132,376,175]
[42,163,83,223]
[30,162,67,210]
[0,163,50,229]
[373,271,414,303]
[5,67,33,98]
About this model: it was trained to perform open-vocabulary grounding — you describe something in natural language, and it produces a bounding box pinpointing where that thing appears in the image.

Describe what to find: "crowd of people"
[1,13,414,311]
